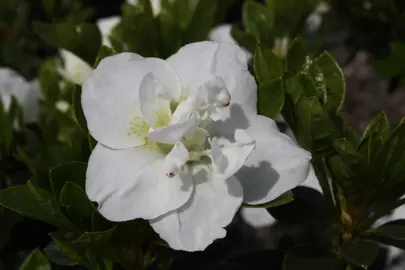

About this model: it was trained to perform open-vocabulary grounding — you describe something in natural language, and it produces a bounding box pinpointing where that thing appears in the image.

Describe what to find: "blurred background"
[1,0,405,269]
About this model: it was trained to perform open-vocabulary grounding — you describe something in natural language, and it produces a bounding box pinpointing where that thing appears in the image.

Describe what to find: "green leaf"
[361,112,390,141]
[50,162,87,199]
[231,26,256,53]
[88,134,97,151]
[49,232,90,267]
[253,45,283,84]
[44,240,79,266]
[72,226,116,247]
[298,73,318,98]
[33,21,101,65]
[93,46,115,67]
[285,73,304,103]
[376,42,405,76]
[315,52,346,113]
[0,181,75,230]
[20,249,51,270]
[369,221,405,240]
[294,97,340,154]
[183,0,216,43]
[242,2,273,42]
[340,239,379,269]
[287,37,309,73]
[258,78,284,119]
[72,85,87,132]
[59,182,93,223]
[283,246,339,270]
[243,191,293,208]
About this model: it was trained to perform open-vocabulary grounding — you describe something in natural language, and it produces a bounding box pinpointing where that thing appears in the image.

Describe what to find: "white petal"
[139,73,172,128]
[86,144,193,221]
[240,207,275,228]
[150,163,243,251]
[82,54,181,149]
[0,68,40,122]
[127,0,138,4]
[210,130,255,180]
[237,115,312,205]
[167,41,256,114]
[58,50,93,85]
[96,16,120,47]
[164,141,189,176]
[148,113,199,144]
[150,0,162,16]
[209,24,252,60]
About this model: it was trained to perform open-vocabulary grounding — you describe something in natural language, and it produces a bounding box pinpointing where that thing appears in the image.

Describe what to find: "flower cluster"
[82,41,312,251]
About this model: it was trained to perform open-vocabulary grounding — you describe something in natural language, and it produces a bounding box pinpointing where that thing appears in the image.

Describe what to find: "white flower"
[97,16,121,47]
[306,2,330,33]
[58,50,93,86]
[82,41,311,251]
[0,68,40,123]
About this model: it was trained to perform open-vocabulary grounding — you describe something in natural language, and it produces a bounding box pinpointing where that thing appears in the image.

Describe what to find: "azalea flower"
[306,2,330,33]
[82,41,311,251]
[0,67,40,123]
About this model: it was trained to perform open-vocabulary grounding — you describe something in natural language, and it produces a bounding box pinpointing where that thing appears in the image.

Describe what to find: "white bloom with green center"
[82,41,311,251]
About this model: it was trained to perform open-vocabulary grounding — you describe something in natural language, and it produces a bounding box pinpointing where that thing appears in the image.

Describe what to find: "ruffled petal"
[150,163,243,251]
[82,54,181,149]
[86,144,193,221]
[237,115,312,205]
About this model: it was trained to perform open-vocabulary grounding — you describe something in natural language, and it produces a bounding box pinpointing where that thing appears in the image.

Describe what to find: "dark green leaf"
[340,239,379,269]
[242,2,274,42]
[49,162,87,199]
[368,221,405,240]
[33,21,101,65]
[253,45,283,84]
[315,52,346,113]
[231,26,256,53]
[20,249,51,270]
[72,226,116,247]
[0,181,75,230]
[285,73,304,103]
[298,73,318,98]
[49,232,90,267]
[59,182,93,222]
[361,112,390,141]
[244,191,293,208]
[287,37,309,73]
[258,78,284,119]
[72,86,87,132]
[44,240,79,266]
[283,246,339,270]
[183,0,216,43]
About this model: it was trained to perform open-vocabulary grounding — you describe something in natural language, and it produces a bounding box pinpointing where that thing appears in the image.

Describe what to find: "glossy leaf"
[253,45,283,84]
[72,226,116,247]
[286,37,308,73]
[33,21,101,65]
[49,162,87,199]
[72,85,88,132]
[340,239,379,269]
[258,78,284,119]
[20,249,51,270]
[315,52,346,113]
[59,182,93,222]
[0,181,75,230]
[242,2,273,42]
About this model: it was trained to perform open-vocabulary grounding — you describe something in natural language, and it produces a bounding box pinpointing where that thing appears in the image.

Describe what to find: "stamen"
[223,102,230,108]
